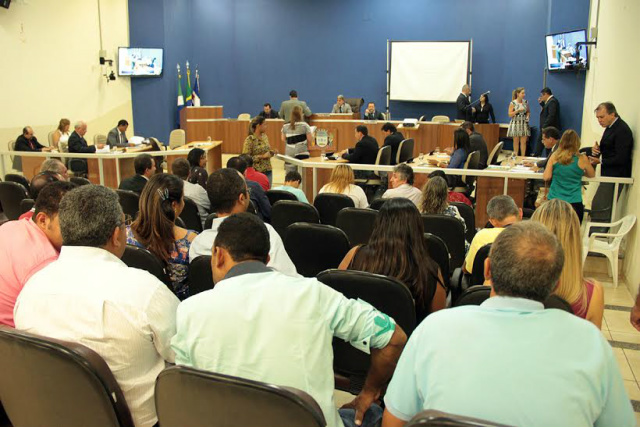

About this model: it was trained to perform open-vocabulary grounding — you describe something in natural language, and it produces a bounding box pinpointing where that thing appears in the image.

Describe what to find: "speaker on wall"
[0,0,10,9]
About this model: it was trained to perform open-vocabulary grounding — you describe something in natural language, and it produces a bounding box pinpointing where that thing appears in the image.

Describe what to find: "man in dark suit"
[381,122,404,165]
[258,103,279,119]
[461,121,488,169]
[533,127,561,170]
[456,84,474,121]
[107,119,133,148]
[15,126,51,152]
[363,102,385,120]
[68,121,104,175]
[118,154,156,194]
[341,125,379,180]
[534,87,561,156]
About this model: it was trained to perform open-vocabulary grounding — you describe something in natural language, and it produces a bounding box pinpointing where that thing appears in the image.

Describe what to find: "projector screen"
[389,41,470,103]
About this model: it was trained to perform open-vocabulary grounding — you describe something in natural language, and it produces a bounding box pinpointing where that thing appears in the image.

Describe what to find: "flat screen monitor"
[118,47,163,77]
[545,29,588,72]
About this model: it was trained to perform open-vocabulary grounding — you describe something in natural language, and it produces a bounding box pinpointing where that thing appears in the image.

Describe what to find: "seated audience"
[339,198,446,322]
[19,172,62,221]
[243,116,275,185]
[532,199,604,327]
[51,118,71,150]
[331,94,353,114]
[381,122,404,165]
[118,153,156,195]
[257,102,279,119]
[543,129,595,222]
[0,181,75,326]
[171,158,210,228]
[15,126,51,152]
[107,119,134,148]
[127,173,197,300]
[189,168,296,276]
[278,89,312,121]
[464,195,520,274]
[14,185,180,427]
[187,148,208,189]
[319,164,368,209]
[382,222,634,427]
[173,212,407,427]
[272,170,309,203]
[420,176,467,235]
[382,164,422,208]
[363,102,385,120]
[240,153,270,191]
[427,170,473,207]
[461,121,488,169]
[281,105,313,172]
[226,156,272,222]
[40,158,69,180]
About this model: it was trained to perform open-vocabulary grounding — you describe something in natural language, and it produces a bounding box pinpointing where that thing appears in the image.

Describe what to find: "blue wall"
[129,0,589,147]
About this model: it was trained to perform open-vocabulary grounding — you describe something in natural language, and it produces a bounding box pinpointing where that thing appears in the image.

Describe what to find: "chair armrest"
[450,268,464,292]
[585,218,625,230]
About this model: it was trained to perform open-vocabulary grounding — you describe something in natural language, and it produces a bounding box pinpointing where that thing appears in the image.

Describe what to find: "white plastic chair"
[431,115,450,123]
[93,134,107,145]
[582,215,636,287]
[237,113,251,121]
[169,129,186,149]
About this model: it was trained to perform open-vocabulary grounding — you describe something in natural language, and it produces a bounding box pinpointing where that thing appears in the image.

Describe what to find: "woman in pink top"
[532,199,604,328]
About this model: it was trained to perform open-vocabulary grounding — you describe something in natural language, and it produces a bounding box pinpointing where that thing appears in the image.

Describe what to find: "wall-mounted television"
[545,29,588,72]
[118,47,163,77]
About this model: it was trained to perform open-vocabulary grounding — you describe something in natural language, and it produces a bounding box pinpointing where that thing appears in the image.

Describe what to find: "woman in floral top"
[126,173,198,300]
[243,116,276,185]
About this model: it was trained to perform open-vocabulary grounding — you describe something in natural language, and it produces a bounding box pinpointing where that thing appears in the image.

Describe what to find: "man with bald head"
[456,84,474,121]
[15,126,51,153]
[68,121,104,175]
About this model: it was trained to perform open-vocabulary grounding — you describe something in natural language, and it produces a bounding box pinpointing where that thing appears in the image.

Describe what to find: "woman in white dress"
[281,106,314,172]
[319,164,368,208]
[52,118,71,151]
[506,87,530,157]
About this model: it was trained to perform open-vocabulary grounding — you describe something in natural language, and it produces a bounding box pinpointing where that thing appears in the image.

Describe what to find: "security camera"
[109,71,116,81]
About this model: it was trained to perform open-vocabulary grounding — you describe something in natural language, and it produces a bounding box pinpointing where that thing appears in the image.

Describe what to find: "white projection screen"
[389,41,470,103]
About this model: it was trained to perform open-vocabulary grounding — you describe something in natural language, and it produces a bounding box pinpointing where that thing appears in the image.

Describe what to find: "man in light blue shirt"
[173,213,407,427]
[272,170,309,203]
[383,222,634,427]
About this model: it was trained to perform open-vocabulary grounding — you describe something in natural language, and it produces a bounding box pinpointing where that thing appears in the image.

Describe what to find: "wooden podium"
[180,106,224,143]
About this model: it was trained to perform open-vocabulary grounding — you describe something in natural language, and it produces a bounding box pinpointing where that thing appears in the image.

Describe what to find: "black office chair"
[406,410,515,427]
[0,325,135,427]
[313,193,354,226]
[0,181,29,220]
[121,245,170,287]
[544,294,573,313]
[316,269,415,394]
[336,208,378,247]
[271,200,320,237]
[421,214,466,270]
[70,176,92,186]
[155,365,326,427]
[116,189,140,221]
[451,244,491,302]
[396,139,415,164]
[368,198,387,210]
[284,223,350,277]
[266,189,297,206]
[69,159,89,177]
[204,212,218,230]
[454,285,491,307]
[175,217,186,228]
[179,197,203,232]
[423,233,450,289]
[19,198,35,214]
[354,145,392,187]
[4,174,30,193]
[450,201,476,241]
[188,255,215,296]
[453,150,480,195]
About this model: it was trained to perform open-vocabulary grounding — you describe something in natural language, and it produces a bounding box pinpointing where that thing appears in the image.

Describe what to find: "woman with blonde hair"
[52,118,71,150]
[318,164,368,208]
[532,199,603,328]
[281,105,313,172]
[506,87,530,157]
[543,129,595,221]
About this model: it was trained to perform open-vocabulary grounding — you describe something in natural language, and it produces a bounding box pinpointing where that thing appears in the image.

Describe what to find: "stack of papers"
[129,136,145,146]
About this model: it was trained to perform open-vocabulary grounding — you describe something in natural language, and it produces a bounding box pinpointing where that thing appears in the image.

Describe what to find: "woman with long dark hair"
[187,148,208,189]
[339,197,446,322]
[243,116,276,185]
[474,93,496,124]
[127,173,198,300]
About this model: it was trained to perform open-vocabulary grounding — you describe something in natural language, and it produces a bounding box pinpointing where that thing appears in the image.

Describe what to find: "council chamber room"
[1,0,640,426]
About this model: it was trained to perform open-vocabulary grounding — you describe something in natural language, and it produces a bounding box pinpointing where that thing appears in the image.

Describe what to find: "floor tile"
[624,380,640,401]
[634,412,640,425]
[605,310,638,334]
[613,347,635,381]
[602,330,612,340]
[624,349,640,381]
[612,331,640,345]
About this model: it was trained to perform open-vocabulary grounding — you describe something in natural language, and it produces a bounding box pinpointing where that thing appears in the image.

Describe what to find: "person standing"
[507,87,530,157]
[473,93,495,124]
[535,88,561,156]
[278,90,312,121]
[331,95,353,114]
[243,117,275,185]
[456,84,474,121]
[281,106,314,172]
[588,102,634,178]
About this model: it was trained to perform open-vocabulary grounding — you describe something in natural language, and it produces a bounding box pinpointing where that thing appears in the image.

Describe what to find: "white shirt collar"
[58,245,125,265]
[608,117,619,128]
[481,295,544,311]
[545,95,554,104]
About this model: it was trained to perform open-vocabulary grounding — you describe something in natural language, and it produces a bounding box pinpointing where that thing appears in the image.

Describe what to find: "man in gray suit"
[278,90,312,121]
[107,119,133,148]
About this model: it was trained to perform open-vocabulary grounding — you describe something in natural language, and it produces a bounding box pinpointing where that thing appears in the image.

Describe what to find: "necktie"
[119,133,122,145]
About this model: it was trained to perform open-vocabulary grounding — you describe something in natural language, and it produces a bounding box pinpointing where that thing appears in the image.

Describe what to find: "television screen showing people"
[545,30,588,71]
[118,48,164,76]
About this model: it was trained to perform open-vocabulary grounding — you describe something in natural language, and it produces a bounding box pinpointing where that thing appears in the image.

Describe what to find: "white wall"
[581,0,640,294]
[0,0,132,170]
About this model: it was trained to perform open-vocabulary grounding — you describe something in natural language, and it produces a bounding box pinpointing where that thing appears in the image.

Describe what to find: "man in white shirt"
[189,168,298,276]
[173,213,407,427]
[15,185,179,427]
[171,157,210,228]
[382,164,422,208]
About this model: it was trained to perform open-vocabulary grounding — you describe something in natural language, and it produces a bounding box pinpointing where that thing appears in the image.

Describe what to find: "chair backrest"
[423,233,450,288]
[461,150,481,187]
[204,212,218,229]
[450,202,476,241]
[344,97,364,114]
[406,409,515,427]
[148,137,166,151]
[369,198,387,210]
[155,365,326,427]
[5,173,30,192]
[266,189,298,206]
[237,113,252,121]
[0,181,29,220]
[19,198,35,214]
[336,208,378,247]
[419,115,426,122]
[396,139,415,164]
[116,189,140,221]
[543,295,573,313]
[284,223,350,277]
[470,244,492,287]
[7,139,15,163]
[372,145,392,178]
[121,245,170,286]
[188,255,215,296]
[0,325,135,427]
[169,129,186,149]
[93,134,107,145]
[179,197,203,232]
[47,130,55,146]
[610,215,637,248]
[431,115,450,123]
[454,285,491,307]
[487,141,504,166]
[316,269,415,391]
[422,214,466,270]
[70,176,92,186]
[271,200,320,237]
[313,193,355,226]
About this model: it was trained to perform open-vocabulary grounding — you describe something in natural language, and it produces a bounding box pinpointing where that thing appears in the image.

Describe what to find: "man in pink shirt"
[240,154,270,191]
[0,181,75,326]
